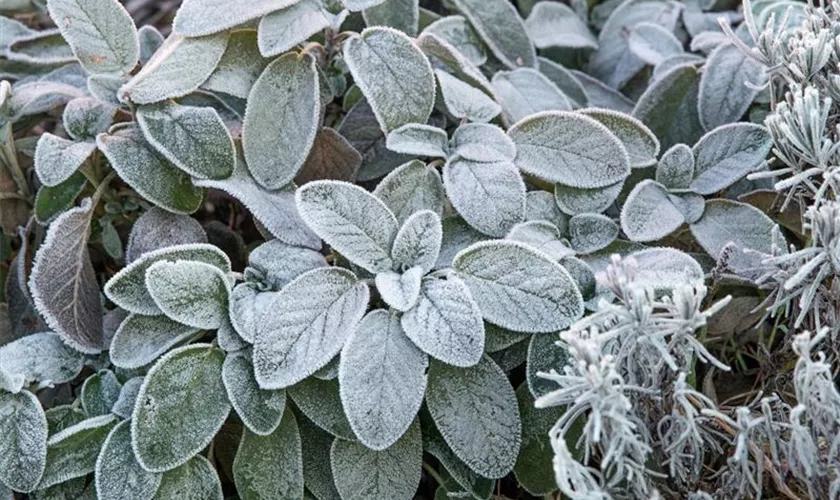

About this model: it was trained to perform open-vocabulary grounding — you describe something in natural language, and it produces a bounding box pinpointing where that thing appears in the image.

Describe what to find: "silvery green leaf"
[125,207,207,264]
[145,260,231,330]
[670,192,705,224]
[111,377,143,419]
[253,267,369,389]
[40,414,118,488]
[217,318,248,352]
[537,57,588,108]
[554,181,623,216]
[229,285,275,344]
[96,126,204,214]
[690,123,772,195]
[153,455,222,500]
[0,390,47,492]
[690,199,775,262]
[46,0,138,75]
[7,80,85,121]
[242,52,319,190]
[699,43,764,130]
[343,27,435,133]
[63,97,116,141]
[421,416,495,500]
[29,198,103,353]
[627,21,683,65]
[298,414,341,500]
[569,213,618,253]
[655,142,694,189]
[628,247,704,288]
[343,0,387,11]
[138,25,164,64]
[444,157,525,237]
[105,243,230,315]
[132,344,230,472]
[0,332,84,385]
[492,68,571,124]
[423,15,486,65]
[201,30,266,100]
[484,323,530,353]
[559,255,596,301]
[0,365,24,393]
[5,30,74,64]
[449,123,515,163]
[94,420,161,500]
[525,190,569,232]
[391,209,442,273]
[109,314,198,369]
[453,240,583,333]
[689,30,728,54]
[87,74,124,106]
[513,383,566,495]
[570,70,634,113]
[296,180,399,273]
[415,33,494,98]
[173,0,300,37]
[376,267,424,312]
[247,239,328,289]
[0,16,36,53]
[33,133,95,187]
[652,53,705,81]
[81,370,121,417]
[426,356,520,478]
[288,377,355,440]
[338,98,412,181]
[435,69,502,123]
[632,63,703,151]
[136,102,235,180]
[452,0,535,69]
[620,179,684,241]
[363,0,419,36]
[402,275,484,367]
[296,127,362,185]
[194,159,320,249]
[579,108,660,169]
[524,1,597,50]
[33,171,87,226]
[119,33,228,104]
[233,406,303,499]
[386,124,448,158]
[223,350,286,436]
[506,220,574,260]
[435,216,487,270]
[373,160,444,224]
[526,332,569,399]
[331,419,422,499]
[44,406,86,436]
[588,0,681,88]
[258,0,333,57]
[339,310,428,450]
[509,111,630,188]
[30,476,94,500]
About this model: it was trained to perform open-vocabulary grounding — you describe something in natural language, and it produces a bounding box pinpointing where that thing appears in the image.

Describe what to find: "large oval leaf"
[0,332,84,385]
[0,390,47,492]
[372,160,445,224]
[94,420,161,500]
[699,43,764,130]
[620,179,684,242]
[233,407,303,499]
[125,207,207,264]
[579,108,659,169]
[492,68,570,124]
[632,63,703,151]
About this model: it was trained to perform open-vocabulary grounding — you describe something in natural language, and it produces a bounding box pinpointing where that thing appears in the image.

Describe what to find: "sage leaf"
[5,30,74,65]
[34,133,95,187]
[415,33,494,98]
[363,0,420,36]
[699,43,765,130]
[153,455,222,500]
[110,314,199,369]
[331,420,422,500]
[81,370,121,417]
[554,182,623,216]
[423,15,486,65]
[46,0,139,75]
[632,63,703,151]
[435,69,501,123]
[338,98,412,181]
[138,25,164,64]
[0,332,84,385]
[579,108,660,169]
[296,180,399,273]
[526,190,569,232]
[506,221,574,260]
[29,198,103,353]
[629,247,705,289]
[131,344,230,472]
[258,0,333,57]
[145,260,231,330]
[228,285,274,344]
[449,123,516,163]
[33,172,86,225]
[0,390,47,493]
[421,415,495,500]
[233,407,303,499]
[509,111,630,188]
[569,213,619,254]
[94,420,161,500]
[288,377,356,440]
[627,22,684,65]
[526,332,569,399]
[343,0,387,10]
[202,30,268,99]
[173,0,300,37]
[391,209,443,273]
[243,52,320,189]
[40,414,118,488]
[452,0,535,69]
[690,123,772,195]
[296,128,362,185]
[87,73,125,106]
[253,267,369,389]
[339,310,428,450]
[62,96,116,141]
[246,239,328,289]
[343,27,435,133]
[426,356,521,478]
[689,199,775,271]
[492,68,571,124]
[125,207,208,264]
[621,179,685,241]
[453,240,583,333]
[223,350,286,436]
[655,143,694,189]
[376,267,424,311]
[372,160,445,224]
[571,69,634,113]
[538,57,588,108]
[524,1,597,50]
[136,102,236,180]
[298,414,341,500]
[111,377,143,419]
[386,124,448,158]
[513,383,566,495]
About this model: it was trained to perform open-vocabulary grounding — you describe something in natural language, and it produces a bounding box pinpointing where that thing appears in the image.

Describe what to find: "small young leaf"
[450,123,515,164]
[246,239,328,289]
[343,27,435,133]
[423,15,486,66]
[145,260,231,330]
[296,127,362,185]
[426,356,520,478]
[509,111,630,188]
[296,180,399,273]
[526,333,569,399]
[34,171,87,225]
[34,133,95,187]
[253,267,369,389]
[415,33,494,98]
[63,96,116,141]
[690,123,772,195]
[81,370,122,417]
[125,207,207,264]
[376,267,424,312]
[386,124,448,158]
[223,350,286,436]
[655,143,694,189]
[452,0,535,69]
[627,22,684,65]
[579,108,660,169]
[363,0,420,36]
[228,285,275,344]
[506,220,574,260]
[131,344,230,472]
[138,25,164,64]
[242,52,320,190]
[40,414,118,488]
[391,209,443,273]
[331,420,422,500]
[699,43,764,130]
[110,313,199,369]
[87,73,125,106]
[621,179,685,242]
[136,102,235,180]
[173,0,300,37]
[258,0,333,57]
[554,181,623,216]
[0,390,47,493]
[453,240,583,333]
[287,377,356,440]
[525,191,569,233]
[435,70,501,123]
[95,420,161,500]
[46,0,139,75]
[153,455,222,500]
[492,68,571,124]
[0,332,84,385]
[111,377,143,419]
[339,310,428,450]
[233,407,304,499]
[373,160,444,224]
[632,63,703,151]
[569,213,618,253]
[524,1,597,50]
[402,275,484,367]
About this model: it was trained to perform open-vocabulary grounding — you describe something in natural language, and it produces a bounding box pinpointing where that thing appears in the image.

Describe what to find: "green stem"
[422,462,446,490]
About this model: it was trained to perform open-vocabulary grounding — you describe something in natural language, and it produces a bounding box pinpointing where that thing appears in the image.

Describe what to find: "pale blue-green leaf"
[670,192,705,224]
[111,377,143,419]
[421,416,495,500]
[689,199,775,260]
[296,127,362,185]
[246,239,327,289]
[655,142,694,189]
[0,332,84,385]
[373,160,444,224]
[138,25,164,64]
[131,344,230,472]
[526,332,569,398]
[579,108,659,169]
[87,73,124,106]
[34,133,95,187]
[343,27,435,133]
[524,1,597,50]
[63,96,116,141]
[173,0,300,37]
[435,70,501,123]
[453,240,583,333]
[202,30,267,99]
[537,57,588,108]
[0,365,24,394]
[81,370,121,417]
[652,53,705,81]
[391,209,442,273]
[570,69,634,113]
[628,247,705,288]
[525,190,569,232]
[484,323,530,353]
[298,415,340,500]
[423,15,486,65]
[435,216,488,270]
[223,350,286,436]
[385,124,448,158]
[228,285,274,343]
[506,220,574,260]
[689,31,729,54]
[94,420,161,500]
[125,207,207,264]
[554,181,623,216]
[339,310,428,450]
[0,16,36,53]
[627,21,684,65]
[415,33,494,98]
[444,157,525,237]
[217,317,248,353]
[452,0,535,69]
[363,0,419,36]
[699,43,765,130]
[449,123,515,163]
[258,0,332,57]
[376,267,424,312]
[5,30,73,65]
[288,377,355,440]
[492,68,571,124]
[620,179,684,241]
[426,356,520,478]
[690,123,772,195]
[145,260,230,329]
[632,63,703,151]
[41,414,118,488]
[0,390,47,492]
[152,455,222,500]
[569,213,618,253]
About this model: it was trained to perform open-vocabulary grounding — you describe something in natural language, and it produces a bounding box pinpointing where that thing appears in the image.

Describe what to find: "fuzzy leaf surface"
[0,391,47,493]
[94,420,161,500]
[452,0,535,69]
[690,123,772,195]
[233,407,303,499]
[223,351,286,436]
[372,160,444,224]
[145,260,230,330]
